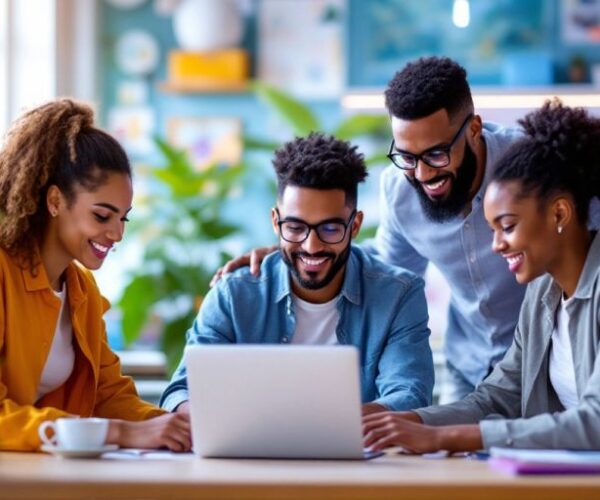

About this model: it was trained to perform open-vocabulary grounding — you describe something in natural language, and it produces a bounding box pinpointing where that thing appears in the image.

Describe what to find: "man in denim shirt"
[214,57,600,403]
[161,133,433,415]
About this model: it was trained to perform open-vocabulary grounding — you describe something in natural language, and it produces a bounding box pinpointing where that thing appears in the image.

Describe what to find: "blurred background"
[2,0,600,400]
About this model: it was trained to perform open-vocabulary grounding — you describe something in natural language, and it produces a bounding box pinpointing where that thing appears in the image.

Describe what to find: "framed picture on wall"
[166,117,242,170]
[561,0,600,44]
[258,0,346,98]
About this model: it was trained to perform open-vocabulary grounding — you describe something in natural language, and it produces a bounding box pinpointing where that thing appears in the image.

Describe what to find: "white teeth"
[300,257,326,266]
[506,254,523,265]
[426,178,447,190]
[91,241,109,253]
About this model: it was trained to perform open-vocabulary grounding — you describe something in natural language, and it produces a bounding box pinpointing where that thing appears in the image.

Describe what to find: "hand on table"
[108,412,192,452]
[362,411,443,454]
[362,411,483,454]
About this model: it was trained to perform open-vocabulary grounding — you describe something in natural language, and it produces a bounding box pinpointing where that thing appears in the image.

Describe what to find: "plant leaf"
[365,153,392,168]
[118,275,159,345]
[355,224,378,243]
[243,135,281,151]
[252,82,320,136]
[160,313,197,376]
[333,114,389,140]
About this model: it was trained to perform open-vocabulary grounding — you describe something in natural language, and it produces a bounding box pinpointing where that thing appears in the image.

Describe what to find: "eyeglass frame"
[387,113,474,171]
[274,208,357,244]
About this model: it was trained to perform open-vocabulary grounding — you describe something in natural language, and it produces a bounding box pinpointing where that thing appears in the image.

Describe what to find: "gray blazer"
[416,231,600,450]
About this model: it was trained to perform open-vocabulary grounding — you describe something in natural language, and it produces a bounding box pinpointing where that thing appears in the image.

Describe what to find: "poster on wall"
[166,117,242,171]
[258,0,345,98]
[562,0,600,44]
[107,106,155,158]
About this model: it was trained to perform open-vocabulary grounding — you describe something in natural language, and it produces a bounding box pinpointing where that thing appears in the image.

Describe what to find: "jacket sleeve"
[415,324,524,426]
[91,294,164,421]
[361,168,429,276]
[479,302,600,450]
[0,270,71,451]
[160,282,235,411]
[374,276,434,411]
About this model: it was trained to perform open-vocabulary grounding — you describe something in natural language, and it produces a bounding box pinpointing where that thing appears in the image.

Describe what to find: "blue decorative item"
[502,52,554,86]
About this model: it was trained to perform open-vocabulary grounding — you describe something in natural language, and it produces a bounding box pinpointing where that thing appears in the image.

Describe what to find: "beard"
[407,141,478,223]
[280,240,352,291]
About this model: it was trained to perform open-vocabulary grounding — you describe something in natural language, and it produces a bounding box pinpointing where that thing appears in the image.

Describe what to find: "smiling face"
[46,171,133,273]
[272,186,362,303]
[484,180,565,285]
[391,108,481,222]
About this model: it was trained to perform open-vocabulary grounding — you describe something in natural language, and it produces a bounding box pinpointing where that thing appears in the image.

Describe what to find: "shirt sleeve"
[92,295,165,421]
[0,268,71,451]
[479,301,600,450]
[361,168,429,276]
[415,324,524,426]
[373,275,434,410]
[160,282,236,411]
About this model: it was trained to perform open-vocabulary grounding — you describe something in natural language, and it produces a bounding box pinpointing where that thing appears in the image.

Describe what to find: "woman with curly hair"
[363,100,600,452]
[0,99,191,452]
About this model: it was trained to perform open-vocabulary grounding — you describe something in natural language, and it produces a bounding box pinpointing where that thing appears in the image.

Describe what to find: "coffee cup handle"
[38,421,58,447]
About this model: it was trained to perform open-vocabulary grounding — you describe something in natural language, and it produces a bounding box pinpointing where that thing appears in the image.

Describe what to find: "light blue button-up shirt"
[160,246,434,412]
[367,122,600,386]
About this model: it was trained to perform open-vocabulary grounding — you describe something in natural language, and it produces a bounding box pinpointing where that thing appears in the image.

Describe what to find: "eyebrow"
[280,215,347,224]
[393,140,451,156]
[492,213,517,223]
[93,203,132,214]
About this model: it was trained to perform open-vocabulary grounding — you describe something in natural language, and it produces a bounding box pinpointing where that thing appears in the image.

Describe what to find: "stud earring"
[557,226,563,234]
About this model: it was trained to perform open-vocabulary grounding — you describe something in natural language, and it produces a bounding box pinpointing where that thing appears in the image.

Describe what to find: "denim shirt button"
[281,337,289,343]
[506,438,514,447]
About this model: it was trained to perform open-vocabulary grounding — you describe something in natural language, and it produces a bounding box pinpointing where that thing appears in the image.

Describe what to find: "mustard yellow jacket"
[0,249,164,451]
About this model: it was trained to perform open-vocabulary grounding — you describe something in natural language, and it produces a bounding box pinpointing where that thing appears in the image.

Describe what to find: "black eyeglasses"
[387,113,473,171]
[275,208,357,244]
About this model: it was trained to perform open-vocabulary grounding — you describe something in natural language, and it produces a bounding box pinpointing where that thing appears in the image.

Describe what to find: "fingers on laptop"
[362,412,417,451]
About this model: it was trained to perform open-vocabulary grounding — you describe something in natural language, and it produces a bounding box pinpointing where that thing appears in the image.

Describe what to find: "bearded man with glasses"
[161,133,434,417]
[212,57,600,404]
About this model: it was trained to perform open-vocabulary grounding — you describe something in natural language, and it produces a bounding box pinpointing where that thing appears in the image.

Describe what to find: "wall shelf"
[158,81,248,94]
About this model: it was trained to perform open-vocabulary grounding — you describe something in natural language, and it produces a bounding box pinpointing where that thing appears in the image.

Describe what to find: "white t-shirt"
[36,284,75,401]
[549,295,579,410]
[291,294,339,345]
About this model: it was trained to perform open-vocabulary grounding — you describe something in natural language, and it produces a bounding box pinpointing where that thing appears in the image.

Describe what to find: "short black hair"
[492,99,600,224]
[385,56,473,121]
[273,132,367,207]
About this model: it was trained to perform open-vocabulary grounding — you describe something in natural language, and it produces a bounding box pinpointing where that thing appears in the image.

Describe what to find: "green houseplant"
[117,83,390,374]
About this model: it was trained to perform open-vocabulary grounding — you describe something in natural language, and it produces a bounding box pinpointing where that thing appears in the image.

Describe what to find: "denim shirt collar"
[542,231,600,313]
[272,247,362,305]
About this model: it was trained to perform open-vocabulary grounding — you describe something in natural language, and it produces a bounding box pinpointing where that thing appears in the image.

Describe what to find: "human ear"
[467,114,483,145]
[350,211,364,239]
[271,207,279,236]
[46,185,65,218]
[552,197,573,234]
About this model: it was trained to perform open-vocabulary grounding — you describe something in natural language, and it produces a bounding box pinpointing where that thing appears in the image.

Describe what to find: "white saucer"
[41,444,119,459]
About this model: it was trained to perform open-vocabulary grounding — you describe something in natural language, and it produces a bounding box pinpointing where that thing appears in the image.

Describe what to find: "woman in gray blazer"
[363,100,600,452]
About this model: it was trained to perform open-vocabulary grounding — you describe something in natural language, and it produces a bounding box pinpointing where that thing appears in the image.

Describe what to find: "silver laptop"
[185,344,379,460]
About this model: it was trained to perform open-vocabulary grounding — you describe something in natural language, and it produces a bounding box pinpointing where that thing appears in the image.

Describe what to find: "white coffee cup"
[38,417,109,450]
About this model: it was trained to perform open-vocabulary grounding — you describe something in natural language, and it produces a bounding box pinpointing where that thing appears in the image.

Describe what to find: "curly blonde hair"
[0,99,130,271]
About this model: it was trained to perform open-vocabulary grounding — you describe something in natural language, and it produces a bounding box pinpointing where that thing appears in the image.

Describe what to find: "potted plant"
[117,83,390,374]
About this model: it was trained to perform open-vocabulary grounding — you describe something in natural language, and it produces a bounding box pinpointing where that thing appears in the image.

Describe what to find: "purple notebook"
[489,456,600,475]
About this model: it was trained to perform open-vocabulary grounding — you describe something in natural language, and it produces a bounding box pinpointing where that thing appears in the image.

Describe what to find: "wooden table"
[1,451,600,500]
